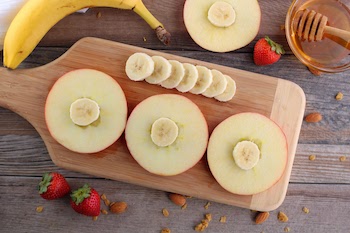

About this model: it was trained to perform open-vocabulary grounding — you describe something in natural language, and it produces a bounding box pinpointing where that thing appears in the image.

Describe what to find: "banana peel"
[3,0,171,69]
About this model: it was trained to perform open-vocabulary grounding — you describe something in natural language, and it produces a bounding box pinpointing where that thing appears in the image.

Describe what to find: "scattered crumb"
[302,207,310,214]
[143,37,147,42]
[280,24,285,31]
[205,213,212,222]
[220,216,227,223]
[161,228,171,233]
[96,12,102,18]
[101,209,108,215]
[309,155,316,161]
[92,216,98,221]
[162,208,169,217]
[101,194,107,201]
[284,226,291,232]
[36,206,44,213]
[278,211,289,222]
[339,156,347,162]
[204,202,211,210]
[335,92,343,100]
[195,219,209,232]
[181,203,187,210]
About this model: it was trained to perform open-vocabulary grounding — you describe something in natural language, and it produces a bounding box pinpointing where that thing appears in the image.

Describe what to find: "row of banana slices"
[125,52,236,102]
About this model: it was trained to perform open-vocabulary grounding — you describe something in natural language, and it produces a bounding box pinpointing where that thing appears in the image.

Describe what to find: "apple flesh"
[207,112,288,195]
[183,0,261,52]
[45,69,128,153]
[125,94,209,176]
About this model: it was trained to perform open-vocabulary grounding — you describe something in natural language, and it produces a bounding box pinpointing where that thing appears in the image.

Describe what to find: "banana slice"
[214,75,237,102]
[145,56,172,84]
[70,97,100,126]
[150,117,179,147]
[125,52,154,81]
[175,63,199,93]
[232,140,260,170]
[202,69,227,98]
[207,1,236,28]
[189,65,213,94]
[160,60,185,89]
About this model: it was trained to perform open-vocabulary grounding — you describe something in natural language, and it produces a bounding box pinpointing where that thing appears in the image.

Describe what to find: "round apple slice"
[207,112,288,195]
[183,0,261,52]
[45,69,128,154]
[125,94,208,176]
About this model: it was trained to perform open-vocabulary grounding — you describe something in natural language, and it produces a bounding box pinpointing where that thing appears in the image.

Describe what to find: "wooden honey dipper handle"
[293,9,350,42]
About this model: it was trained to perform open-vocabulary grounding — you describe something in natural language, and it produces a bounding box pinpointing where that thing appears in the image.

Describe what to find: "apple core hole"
[150,117,179,147]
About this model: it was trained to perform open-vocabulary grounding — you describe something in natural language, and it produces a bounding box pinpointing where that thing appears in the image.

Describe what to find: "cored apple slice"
[125,94,208,176]
[183,0,261,52]
[207,112,288,195]
[45,69,128,153]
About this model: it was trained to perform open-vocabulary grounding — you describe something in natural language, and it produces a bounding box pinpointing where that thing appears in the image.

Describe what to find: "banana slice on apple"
[125,52,155,81]
[202,69,227,98]
[70,98,100,126]
[160,60,185,89]
[150,117,179,147]
[232,140,260,170]
[175,63,199,93]
[189,65,213,94]
[145,56,172,84]
[207,1,236,28]
[214,75,237,102]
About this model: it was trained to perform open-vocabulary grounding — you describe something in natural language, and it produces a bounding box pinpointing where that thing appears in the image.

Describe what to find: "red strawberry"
[253,36,285,66]
[70,184,100,217]
[38,172,71,200]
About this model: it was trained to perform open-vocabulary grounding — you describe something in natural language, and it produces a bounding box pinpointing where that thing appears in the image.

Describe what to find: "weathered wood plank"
[0,134,349,184]
[0,176,349,233]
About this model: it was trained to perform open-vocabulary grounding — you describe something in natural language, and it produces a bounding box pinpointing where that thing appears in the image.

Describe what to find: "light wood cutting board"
[0,37,305,211]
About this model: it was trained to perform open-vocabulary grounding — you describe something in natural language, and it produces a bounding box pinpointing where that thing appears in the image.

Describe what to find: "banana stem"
[133,0,171,45]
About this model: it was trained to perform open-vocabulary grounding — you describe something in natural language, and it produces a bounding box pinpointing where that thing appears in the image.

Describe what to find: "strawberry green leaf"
[38,172,52,194]
[264,36,285,55]
[71,184,91,205]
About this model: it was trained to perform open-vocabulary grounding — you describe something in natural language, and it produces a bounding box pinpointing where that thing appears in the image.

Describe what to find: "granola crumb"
[205,213,212,222]
[143,37,147,42]
[335,92,343,100]
[161,228,171,233]
[181,203,187,210]
[278,211,289,222]
[104,199,111,207]
[284,226,291,232]
[101,194,107,201]
[96,12,102,18]
[220,216,227,223]
[101,209,108,215]
[162,208,169,217]
[92,216,98,221]
[309,154,316,161]
[280,24,285,31]
[204,201,211,210]
[339,156,347,162]
[36,206,44,213]
[302,207,310,214]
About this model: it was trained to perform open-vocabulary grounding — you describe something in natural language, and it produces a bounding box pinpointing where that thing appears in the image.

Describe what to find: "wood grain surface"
[1,0,350,232]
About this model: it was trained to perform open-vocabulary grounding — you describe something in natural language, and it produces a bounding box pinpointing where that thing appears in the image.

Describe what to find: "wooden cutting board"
[0,37,305,211]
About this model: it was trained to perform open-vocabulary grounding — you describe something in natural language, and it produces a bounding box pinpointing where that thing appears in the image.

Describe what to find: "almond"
[255,211,269,224]
[305,112,322,123]
[169,193,186,206]
[109,201,127,214]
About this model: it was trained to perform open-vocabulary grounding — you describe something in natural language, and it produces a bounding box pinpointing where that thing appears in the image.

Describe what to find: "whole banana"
[4,0,171,69]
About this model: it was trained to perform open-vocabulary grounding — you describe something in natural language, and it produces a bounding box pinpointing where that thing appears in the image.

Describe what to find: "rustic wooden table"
[1,0,350,232]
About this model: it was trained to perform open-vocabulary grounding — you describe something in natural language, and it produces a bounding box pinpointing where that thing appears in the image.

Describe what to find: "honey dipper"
[293,9,350,42]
